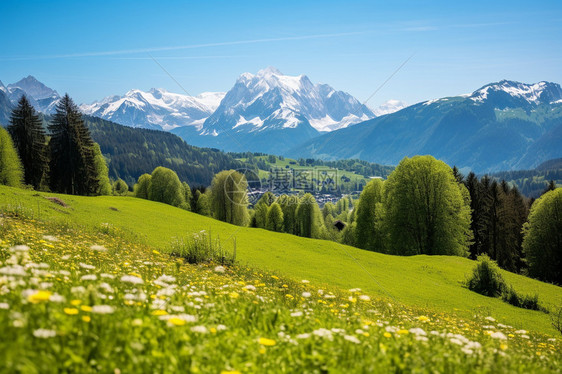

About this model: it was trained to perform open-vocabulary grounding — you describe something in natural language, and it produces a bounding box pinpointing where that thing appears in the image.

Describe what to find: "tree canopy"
[383,156,472,256]
[0,127,23,187]
[210,170,250,226]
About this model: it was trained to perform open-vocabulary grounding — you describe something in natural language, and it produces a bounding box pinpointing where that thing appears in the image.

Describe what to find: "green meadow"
[1,185,561,336]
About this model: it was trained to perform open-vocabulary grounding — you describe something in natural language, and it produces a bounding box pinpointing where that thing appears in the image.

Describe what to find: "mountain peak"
[8,75,59,100]
[257,66,282,76]
[470,80,562,106]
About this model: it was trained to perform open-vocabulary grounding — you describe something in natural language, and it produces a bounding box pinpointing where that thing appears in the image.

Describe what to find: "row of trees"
[1,95,110,195]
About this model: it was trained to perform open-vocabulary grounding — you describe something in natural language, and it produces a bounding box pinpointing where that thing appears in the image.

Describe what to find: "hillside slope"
[289,80,562,173]
[0,185,561,334]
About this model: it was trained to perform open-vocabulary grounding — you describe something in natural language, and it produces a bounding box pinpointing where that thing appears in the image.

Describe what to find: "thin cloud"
[0,31,365,61]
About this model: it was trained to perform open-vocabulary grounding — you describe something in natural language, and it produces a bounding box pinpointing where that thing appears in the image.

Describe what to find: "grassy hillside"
[1,185,561,336]
[2,218,560,372]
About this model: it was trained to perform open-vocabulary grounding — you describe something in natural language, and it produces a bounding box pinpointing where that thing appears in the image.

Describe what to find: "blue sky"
[1,0,561,107]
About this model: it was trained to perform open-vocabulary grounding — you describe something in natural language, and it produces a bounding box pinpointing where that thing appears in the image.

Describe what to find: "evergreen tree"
[266,202,284,232]
[0,127,23,187]
[543,180,557,195]
[355,178,385,252]
[383,156,472,256]
[148,166,185,207]
[295,193,323,238]
[48,94,98,195]
[8,95,48,190]
[134,173,152,199]
[210,170,249,226]
[93,143,111,195]
[522,188,562,284]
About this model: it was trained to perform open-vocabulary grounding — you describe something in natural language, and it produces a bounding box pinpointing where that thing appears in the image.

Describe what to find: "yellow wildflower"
[258,337,276,346]
[64,308,79,315]
[168,317,186,326]
[28,290,52,303]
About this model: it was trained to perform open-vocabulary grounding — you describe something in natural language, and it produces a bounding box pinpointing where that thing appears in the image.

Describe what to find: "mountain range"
[1,72,561,173]
[289,80,562,172]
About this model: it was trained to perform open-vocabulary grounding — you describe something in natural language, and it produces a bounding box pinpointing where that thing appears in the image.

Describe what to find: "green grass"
[1,185,561,336]
[2,218,560,372]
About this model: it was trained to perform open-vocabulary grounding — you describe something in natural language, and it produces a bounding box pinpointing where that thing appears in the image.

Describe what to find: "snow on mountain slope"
[202,66,374,135]
[470,80,562,107]
[5,76,61,113]
[80,88,225,130]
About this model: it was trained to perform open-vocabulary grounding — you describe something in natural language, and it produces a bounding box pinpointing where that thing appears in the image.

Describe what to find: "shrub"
[502,286,540,310]
[467,255,506,297]
[169,231,236,266]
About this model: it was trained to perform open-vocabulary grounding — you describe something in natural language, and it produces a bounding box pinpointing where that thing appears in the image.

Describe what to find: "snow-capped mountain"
[4,76,61,113]
[372,99,408,116]
[290,80,562,172]
[469,80,562,107]
[202,66,374,134]
[80,89,226,130]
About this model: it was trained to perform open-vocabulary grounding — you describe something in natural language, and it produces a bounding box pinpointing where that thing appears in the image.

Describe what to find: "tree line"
[1,95,110,195]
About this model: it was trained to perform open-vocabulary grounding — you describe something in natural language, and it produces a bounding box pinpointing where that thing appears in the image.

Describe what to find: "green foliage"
[252,202,268,228]
[112,178,129,196]
[180,182,192,211]
[194,190,211,217]
[133,173,151,199]
[169,230,236,265]
[148,166,185,207]
[467,255,506,297]
[84,115,251,187]
[93,143,112,195]
[341,221,357,247]
[355,179,385,252]
[277,194,299,235]
[384,156,472,256]
[0,127,23,187]
[295,193,324,238]
[502,286,540,311]
[210,170,249,226]
[1,185,561,335]
[48,94,99,195]
[522,188,562,285]
[266,202,284,232]
[8,95,48,190]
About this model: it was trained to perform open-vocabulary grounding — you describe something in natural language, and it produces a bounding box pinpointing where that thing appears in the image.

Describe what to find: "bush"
[502,286,540,310]
[467,255,506,297]
[169,231,236,266]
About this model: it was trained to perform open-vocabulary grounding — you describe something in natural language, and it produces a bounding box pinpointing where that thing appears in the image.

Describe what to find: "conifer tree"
[48,94,98,195]
[8,95,48,189]
[0,127,23,187]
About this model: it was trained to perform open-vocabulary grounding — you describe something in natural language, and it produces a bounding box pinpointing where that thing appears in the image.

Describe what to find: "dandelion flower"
[27,290,52,303]
[64,308,79,315]
[258,337,276,346]
[168,317,186,326]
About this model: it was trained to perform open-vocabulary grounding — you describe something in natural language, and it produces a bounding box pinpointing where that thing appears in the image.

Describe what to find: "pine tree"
[8,95,48,189]
[48,94,98,195]
[0,127,23,187]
